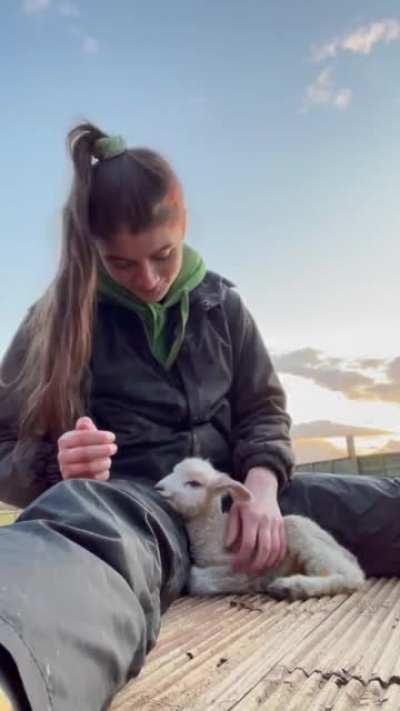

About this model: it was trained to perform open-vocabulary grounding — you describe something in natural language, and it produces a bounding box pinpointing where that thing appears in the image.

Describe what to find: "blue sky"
[1,0,399,461]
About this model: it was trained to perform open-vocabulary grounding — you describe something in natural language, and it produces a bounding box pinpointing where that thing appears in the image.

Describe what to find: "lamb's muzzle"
[155,457,365,600]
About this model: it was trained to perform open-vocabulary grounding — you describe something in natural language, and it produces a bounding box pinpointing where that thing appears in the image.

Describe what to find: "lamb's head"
[155,457,252,519]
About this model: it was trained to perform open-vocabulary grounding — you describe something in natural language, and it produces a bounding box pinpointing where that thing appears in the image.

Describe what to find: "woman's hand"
[224,467,287,575]
[58,416,117,481]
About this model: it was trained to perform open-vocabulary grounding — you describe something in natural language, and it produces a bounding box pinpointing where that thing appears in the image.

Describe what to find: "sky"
[1,0,399,463]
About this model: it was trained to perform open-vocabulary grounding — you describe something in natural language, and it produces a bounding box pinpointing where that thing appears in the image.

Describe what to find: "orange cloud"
[274,349,400,405]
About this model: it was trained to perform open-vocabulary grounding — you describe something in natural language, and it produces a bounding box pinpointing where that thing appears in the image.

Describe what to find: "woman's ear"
[181,207,187,236]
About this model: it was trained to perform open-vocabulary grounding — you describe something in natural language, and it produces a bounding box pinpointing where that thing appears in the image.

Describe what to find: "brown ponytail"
[16,121,182,440]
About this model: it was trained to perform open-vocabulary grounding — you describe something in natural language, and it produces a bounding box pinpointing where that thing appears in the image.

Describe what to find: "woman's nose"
[136,263,160,291]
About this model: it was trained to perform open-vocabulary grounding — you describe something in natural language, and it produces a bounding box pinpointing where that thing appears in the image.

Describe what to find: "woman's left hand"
[224,467,287,575]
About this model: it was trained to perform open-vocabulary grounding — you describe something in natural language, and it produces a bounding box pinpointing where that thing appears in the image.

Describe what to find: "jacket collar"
[190,271,234,310]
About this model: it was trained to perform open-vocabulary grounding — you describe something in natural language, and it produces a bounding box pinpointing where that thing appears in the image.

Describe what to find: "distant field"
[0,511,18,526]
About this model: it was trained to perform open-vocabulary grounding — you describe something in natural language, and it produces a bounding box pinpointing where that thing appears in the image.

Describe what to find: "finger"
[224,506,241,548]
[61,457,112,480]
[232,515,258,571]
[93,470,110,481]
[76,417,97,431]
[63,467,110,481]
[247,523,272,574]
[58,429,116,450]
[263,521,282,569]
[276,521,288,564]
[58,443,118,465]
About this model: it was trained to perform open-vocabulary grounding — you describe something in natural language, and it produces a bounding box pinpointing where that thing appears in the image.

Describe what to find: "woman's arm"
[224,288,294,571]
[225,288,295,489]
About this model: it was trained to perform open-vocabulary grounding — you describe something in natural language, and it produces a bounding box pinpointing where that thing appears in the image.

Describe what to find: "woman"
[0,122,295,710]
[1,122,399,710]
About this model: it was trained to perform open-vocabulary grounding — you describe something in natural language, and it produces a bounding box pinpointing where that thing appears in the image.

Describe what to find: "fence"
[296,450,400,477]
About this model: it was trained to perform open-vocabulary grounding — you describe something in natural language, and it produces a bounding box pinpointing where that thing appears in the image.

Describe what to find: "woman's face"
[97,214,186,303]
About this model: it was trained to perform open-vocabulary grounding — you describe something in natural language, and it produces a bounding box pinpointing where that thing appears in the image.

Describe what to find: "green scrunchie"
[93,135,127,161]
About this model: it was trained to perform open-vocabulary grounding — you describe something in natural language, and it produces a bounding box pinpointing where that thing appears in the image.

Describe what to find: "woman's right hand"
[58,416,118,481]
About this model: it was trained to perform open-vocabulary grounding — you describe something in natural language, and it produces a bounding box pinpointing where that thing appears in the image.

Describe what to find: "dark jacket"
[0,272,295,508]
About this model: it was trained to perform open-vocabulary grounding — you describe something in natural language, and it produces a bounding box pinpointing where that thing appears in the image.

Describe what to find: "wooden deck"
[110,579,400,710]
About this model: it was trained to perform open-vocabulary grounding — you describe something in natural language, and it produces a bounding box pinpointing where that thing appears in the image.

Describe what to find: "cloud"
[23,0,51,13]
[292,420,391,439]
[274,348,400,405]
[69,27,100,55]
[314,19,400,61]
[58,1,80,18]
[353,357,386,370]
[293,433,400,464]
[274,348,371,392]
[334,88,353,109]
[82,35,98,54]
[387,356,400,383]
[375,438,400,455]
[303,68,352,111]
[23,0,97,56]
[293,438,346,465]
[361,382,400,404]
[274,347,320,370]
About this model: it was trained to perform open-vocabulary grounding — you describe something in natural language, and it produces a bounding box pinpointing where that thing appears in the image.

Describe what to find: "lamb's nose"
[154,484,165,492]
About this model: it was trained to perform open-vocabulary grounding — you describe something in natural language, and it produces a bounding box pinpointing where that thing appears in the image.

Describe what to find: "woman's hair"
[17,121,182,439]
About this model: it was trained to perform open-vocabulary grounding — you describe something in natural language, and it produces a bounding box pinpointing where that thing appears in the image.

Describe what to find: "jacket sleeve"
[225,288,295,490]
[0,313,60,508]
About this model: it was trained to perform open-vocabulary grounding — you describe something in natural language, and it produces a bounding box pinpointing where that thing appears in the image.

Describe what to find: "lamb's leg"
[189,565,251,595]
[267,572,363,601]
[266,515,365,601]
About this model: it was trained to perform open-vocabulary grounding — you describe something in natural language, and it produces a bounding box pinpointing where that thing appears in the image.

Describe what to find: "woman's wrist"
[245,466,279,499]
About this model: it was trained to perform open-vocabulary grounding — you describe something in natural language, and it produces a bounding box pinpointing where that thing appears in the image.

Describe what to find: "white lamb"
[155,457,365,600]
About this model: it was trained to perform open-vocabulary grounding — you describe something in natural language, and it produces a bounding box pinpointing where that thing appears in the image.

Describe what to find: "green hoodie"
[97,245,206,369]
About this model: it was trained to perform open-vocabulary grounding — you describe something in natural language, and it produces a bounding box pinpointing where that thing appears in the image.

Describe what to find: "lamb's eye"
[185,480,202,488]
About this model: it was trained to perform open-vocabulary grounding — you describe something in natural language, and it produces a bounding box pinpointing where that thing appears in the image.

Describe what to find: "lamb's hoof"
[267,580,307,601]
[266,581,291,600]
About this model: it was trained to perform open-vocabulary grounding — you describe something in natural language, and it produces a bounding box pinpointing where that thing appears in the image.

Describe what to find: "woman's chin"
[132,284,167,303]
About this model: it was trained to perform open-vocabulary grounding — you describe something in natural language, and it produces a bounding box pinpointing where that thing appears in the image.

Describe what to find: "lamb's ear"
[211,472,252,503]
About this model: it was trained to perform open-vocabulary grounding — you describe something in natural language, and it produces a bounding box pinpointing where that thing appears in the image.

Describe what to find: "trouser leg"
[279,472,400,576]
[0,477,190,711]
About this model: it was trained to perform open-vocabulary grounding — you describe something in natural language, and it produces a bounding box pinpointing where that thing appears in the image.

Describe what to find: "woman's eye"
[185,480,202,488]
[154,250,173,262]
[109,261,132,271]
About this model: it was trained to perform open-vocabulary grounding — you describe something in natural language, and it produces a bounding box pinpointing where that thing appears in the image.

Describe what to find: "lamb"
[155,457,365,600]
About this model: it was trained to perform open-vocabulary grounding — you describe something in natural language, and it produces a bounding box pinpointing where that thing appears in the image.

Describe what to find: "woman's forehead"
[98,224,182,260]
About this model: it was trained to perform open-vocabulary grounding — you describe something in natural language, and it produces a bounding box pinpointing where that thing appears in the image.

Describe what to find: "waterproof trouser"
[280,472,400,577]
[0,477,190,711]
[0,472,399,710]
